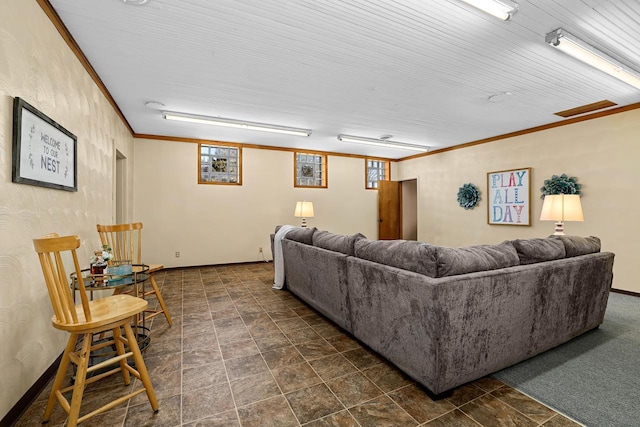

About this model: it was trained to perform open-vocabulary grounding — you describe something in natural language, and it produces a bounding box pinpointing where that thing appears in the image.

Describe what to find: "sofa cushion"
[551,235,601,257]
[285,227,317,245]
[511,238,566,265]
[354,239,437,278]
[435,242,519,277]
[313,230,366,256]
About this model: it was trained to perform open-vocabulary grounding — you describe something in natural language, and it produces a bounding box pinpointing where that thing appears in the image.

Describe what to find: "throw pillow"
[511,238,566,265]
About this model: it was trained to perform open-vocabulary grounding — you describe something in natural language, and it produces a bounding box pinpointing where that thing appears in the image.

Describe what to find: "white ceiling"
[47,0,640,159]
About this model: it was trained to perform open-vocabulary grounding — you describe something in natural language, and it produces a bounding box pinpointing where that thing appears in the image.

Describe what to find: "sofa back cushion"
[313,230,366,256]
[354,239,437,277]
[285,227,317,245]
[511,238,566,265]
[435,242,520,277]
[551,235,601,257]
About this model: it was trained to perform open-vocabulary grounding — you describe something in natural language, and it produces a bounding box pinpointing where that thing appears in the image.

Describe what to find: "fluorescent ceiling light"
[546,28,640,90]
[337,134,429,152]
[162,111,312,137]
[459,0,518,21]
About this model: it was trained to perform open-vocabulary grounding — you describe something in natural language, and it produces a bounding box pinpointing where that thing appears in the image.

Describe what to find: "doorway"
[377,179,418,240]
[115,150,126,224]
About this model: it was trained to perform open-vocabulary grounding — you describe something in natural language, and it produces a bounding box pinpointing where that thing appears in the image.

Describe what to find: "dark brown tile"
[240,312,272,326]
[326,334,361,352]
[542,414,583,427]
[144,337,181,358]
[262,345,305,370]
[183,321,216,337]
[285,326,323,344]
[349,394,418,426]
[362,363,413,393]
[446,383,486,407]
[182,382,235,423]
[216,327,253,344]
[388,384,455,424]
[214,317,245,330]
[131,371,181,406]
[425,409,481,426]
[254,332,292,352]
[247,320,282,337]
[460,394,538,427]
[492,386,557,424]
[184,312,213,324]
[286,383,345,424]
[267,308,298,321]
[473,376,507,393]
[272,362,322,393]
[182,409,240,426]
[14,395,68,427]
[230,371,282,407]
[183,332,219,353]
[224,353,269,381]
[304,410,360,427]
[309,353,358,381]
[210,308,240,321]
[342,347,383,370]
[276,316,310,332]
[313,323,345,339]
[183,361,228,392]
[326,371,384,408]
[296,340,338,360]
[219,338,260,360]
[124,394,180,427]
[182,347,223,369]
[237,395,299,427]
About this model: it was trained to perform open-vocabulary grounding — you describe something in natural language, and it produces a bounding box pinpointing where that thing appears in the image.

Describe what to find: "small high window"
[365,159,390,189]
[199,144,242,185]
[295,152,327,188]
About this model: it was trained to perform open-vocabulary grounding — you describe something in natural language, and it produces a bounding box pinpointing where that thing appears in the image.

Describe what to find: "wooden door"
[378,180,402,240]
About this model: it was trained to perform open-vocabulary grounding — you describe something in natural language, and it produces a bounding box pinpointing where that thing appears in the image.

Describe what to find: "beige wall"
[397,108,640,293]
[0,1,135,418]
[133,139,379,267]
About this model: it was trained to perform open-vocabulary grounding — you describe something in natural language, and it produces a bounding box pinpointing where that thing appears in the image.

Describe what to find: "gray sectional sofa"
[276,227,614,395]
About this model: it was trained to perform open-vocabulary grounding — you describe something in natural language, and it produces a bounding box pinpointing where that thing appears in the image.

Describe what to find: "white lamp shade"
[294,201,314,218]
[540,194,584,222]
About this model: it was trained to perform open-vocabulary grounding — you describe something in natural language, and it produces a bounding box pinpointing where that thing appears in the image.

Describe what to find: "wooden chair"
[96,222,172,326]
[33,234,158,426]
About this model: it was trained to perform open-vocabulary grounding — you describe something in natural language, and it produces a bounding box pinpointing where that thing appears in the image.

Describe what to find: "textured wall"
[397,108,640,293]
[133,140,379,267]
[0,1,134,418]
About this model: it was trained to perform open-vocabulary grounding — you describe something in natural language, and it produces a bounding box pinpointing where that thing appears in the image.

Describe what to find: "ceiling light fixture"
[458,0,518,21]
[337,134,429,152]
[162,111,312,137]
[546,28,640,90]
[145,101,165,110]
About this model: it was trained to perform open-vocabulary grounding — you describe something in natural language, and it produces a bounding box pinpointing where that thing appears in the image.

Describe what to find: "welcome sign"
[487,167,531,226]
[12,97,77,192]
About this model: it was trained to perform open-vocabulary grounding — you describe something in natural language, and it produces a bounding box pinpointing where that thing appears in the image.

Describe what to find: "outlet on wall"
[175,251,180,258]
[258,247,263,253]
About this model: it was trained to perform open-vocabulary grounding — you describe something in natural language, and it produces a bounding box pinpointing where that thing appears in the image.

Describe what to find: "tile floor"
[16,262,582,426]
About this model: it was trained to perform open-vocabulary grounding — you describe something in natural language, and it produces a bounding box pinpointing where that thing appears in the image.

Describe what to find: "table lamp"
[294,201,314,228]
[540,194,583,235]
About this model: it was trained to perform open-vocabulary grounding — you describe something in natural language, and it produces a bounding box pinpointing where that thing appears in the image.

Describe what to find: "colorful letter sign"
[487,168,531,226]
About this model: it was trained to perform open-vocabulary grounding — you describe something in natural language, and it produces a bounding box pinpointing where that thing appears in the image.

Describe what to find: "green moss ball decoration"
[457,183,481,210]
[540,174,582,199]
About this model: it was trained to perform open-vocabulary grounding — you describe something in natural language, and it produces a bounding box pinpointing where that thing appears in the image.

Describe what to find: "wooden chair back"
[96,222,143,265]
[33,234,93,324]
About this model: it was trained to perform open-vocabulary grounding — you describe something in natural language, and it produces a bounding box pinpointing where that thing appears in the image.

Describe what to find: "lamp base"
[552,221,565,235]
[300,218,307,228]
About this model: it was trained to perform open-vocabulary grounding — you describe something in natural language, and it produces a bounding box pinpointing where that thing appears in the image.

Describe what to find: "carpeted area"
[494,292,640,427]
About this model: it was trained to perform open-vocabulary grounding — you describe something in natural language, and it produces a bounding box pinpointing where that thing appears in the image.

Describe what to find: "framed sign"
[487,167,531,226]
[12,97,77,192]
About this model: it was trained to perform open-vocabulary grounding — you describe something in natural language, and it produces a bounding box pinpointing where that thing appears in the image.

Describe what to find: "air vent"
[554,100,617,118]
